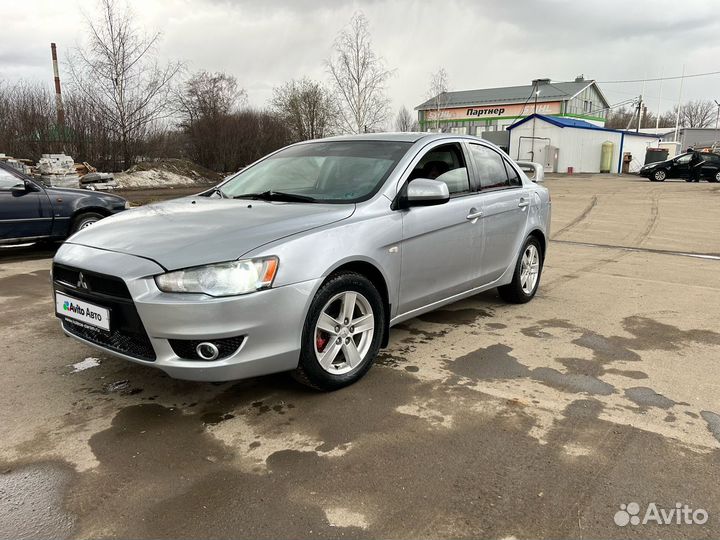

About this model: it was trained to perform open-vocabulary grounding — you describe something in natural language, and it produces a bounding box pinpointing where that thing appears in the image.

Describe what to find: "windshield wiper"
[233,190,316,203]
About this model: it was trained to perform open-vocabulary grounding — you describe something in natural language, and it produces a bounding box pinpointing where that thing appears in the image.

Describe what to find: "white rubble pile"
[38,154,80,188]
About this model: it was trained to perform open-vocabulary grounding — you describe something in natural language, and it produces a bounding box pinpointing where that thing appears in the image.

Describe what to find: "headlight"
[155,257,278,297]
[124,201,131,209]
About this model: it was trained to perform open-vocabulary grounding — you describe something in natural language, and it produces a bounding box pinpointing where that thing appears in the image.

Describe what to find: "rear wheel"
[294,272,384,391]
[498,236,543,304]
[710,171,720,183]
[652,170,666,182]
[71,212,104,234]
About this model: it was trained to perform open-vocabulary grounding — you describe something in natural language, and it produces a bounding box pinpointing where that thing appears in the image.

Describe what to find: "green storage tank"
[600,141,614,173]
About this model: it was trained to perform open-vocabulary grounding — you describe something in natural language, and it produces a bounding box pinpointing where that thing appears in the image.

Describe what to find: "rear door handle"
[466,209,483,221]
[518,198,530,208]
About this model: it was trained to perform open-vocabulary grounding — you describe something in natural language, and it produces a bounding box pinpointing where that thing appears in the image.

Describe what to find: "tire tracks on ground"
[551,195,598,239]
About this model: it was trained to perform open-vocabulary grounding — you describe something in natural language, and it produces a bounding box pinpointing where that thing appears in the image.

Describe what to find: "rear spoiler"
[516,161,544,183]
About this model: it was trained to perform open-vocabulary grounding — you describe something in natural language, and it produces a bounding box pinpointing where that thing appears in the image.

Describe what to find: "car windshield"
[219,140,411,203]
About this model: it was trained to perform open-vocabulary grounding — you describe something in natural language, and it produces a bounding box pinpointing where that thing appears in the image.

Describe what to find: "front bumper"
[53,243,320,381]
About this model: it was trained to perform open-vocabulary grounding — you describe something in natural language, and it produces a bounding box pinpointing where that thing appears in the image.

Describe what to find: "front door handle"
[466,209,483,221]
[518,198,530,208]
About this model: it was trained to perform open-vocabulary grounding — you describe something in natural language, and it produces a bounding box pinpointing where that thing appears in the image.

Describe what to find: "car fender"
[242,200,403,319]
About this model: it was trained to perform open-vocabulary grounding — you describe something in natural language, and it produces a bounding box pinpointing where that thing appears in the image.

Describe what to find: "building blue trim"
[508,114,663,138]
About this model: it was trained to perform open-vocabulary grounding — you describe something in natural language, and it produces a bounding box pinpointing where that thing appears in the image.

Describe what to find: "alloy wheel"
[80,218,99,229]
[520,244,540,295]
[314,291,374,375]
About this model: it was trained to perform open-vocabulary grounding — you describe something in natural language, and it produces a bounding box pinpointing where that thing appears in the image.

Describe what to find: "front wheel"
[710,171,720,183]
[652,170,666,182]
[498,236,543,304]
[294,272,385,391]
[71,212,104,234]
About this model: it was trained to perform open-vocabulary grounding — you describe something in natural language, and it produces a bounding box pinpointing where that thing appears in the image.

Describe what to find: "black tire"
[293,272,385,391]
[498,236,544,304]
[652,170,666,182]
[709,171,720,183]
[71,212,104,234]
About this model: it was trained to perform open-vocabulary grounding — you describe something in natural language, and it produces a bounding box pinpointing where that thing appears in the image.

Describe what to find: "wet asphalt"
[1,174,719,539]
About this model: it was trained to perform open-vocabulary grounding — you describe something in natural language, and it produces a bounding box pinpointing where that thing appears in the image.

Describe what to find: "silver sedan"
[52,133,550,390]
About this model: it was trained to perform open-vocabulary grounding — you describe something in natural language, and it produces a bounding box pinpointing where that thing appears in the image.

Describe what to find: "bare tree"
[605,105,676,130]
[673,100,716,128]
[67,0,182,168]
[0,81,56,158]
[326,12,393,134]
[177,71,246,126]
[271,78,338,141]
[427,67,449,131]
[395,105,414,132]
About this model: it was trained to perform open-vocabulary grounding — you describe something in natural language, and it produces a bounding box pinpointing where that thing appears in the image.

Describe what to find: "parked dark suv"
[639,152,720,182]
[0,162,128,245]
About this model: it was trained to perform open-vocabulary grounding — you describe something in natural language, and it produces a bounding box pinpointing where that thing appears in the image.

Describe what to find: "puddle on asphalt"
[700,411,720,443]
[447,344,615,396]
[624,387,676,410]
[604,368,648,379]
[522,316,720,366]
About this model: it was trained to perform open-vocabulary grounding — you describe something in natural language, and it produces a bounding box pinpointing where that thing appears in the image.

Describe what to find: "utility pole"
[636,76,646,132]
[655,67,664,132]
[673,64,685,143]
[714,100,720,130]
[530,80,539,161]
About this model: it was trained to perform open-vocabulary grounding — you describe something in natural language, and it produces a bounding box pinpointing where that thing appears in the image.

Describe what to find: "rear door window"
[468,143,516,190]
[503,159,523,187]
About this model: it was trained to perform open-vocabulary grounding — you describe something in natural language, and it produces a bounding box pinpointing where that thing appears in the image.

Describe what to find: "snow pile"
[114,159,222,189]
[115,168,201,188]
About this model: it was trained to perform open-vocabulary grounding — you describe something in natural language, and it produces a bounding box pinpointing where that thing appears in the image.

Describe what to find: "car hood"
[47,186,126,203]
[642,158,674,169]
[67,197,355,270]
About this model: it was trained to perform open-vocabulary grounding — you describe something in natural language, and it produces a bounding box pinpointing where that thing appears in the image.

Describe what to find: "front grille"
[169,336,245,361]
[53,263,131,300]
[54,266,156,361]
[62,319,156,361]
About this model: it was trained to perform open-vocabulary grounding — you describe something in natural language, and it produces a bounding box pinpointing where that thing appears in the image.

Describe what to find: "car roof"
[308,132,488,145]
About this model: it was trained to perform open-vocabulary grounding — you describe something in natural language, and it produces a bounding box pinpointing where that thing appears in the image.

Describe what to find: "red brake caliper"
[316,332,329,352]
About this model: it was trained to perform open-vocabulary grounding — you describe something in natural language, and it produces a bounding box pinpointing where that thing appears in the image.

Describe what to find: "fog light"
[196,342,219,361]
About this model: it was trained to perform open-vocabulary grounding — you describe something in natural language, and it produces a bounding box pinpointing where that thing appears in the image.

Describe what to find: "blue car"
[0,161,129,245]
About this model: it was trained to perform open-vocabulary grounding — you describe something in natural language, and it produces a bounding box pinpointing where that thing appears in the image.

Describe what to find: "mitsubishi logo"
[77,272,89,290]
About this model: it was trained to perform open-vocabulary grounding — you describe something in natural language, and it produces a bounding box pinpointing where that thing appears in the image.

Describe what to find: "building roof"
[508,114,663,138]
[416,79,607,110]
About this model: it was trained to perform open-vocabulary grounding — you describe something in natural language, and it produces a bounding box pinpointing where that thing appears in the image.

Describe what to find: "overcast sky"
[2,0,719,124]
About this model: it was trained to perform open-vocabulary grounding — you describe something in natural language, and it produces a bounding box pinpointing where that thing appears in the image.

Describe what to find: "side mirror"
[404,178,450,207]
[10,181,29,193]
[516,161,545,183]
